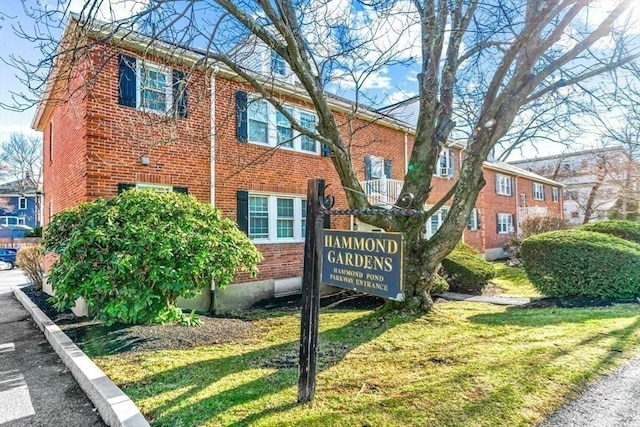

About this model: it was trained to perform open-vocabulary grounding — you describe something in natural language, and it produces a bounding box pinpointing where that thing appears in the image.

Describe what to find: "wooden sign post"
[298,178,324,403]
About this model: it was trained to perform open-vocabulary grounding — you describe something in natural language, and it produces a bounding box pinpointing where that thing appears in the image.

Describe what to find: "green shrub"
[16,245,43,293]
[577,220,640,244]
[454,241,479,255]
[44,189,262,325]
[521,230,640,298]
[441,251,495,293]
[431,273,449,294]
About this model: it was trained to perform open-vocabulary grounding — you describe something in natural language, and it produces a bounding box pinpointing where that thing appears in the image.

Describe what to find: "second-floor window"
[533,183,545,200]
[495,174,513,196]
[18,197,27,210]
[248,99,269,144]
[552,187,559,202]
[240,93,319,154]
[435,149,455,177]
[271,51,287,76]
[138,62,172,113]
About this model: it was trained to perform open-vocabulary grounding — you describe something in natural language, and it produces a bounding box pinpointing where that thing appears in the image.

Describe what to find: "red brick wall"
[214,77,410,282]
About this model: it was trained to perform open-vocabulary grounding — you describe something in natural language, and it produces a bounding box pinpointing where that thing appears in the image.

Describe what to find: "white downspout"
[404,132,409,174]
[210,66,219,206]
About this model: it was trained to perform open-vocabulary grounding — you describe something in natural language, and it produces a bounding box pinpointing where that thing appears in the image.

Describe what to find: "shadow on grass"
[468,303,640,327]
[120,309,414,426]
[460,313,640,424]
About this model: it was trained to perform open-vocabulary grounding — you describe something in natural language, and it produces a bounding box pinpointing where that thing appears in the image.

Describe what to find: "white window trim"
[17,217,25,226]
[468,208,478,230]
[426,206,449,239]
[249,193,307,244]
[18,197,27,210]
[497,213,514,234]
[136,60,173,115]
[533,183,545,201]
[552,187,559,202]
[135,182,173,192]
[247,96,320,155]
[496,174,513,196]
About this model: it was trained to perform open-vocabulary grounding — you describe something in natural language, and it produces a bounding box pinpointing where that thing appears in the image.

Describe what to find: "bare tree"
[10,0,640,311]
[0,133,43,189]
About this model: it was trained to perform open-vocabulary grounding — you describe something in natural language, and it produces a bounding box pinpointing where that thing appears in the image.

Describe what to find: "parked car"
[0,248,18,270]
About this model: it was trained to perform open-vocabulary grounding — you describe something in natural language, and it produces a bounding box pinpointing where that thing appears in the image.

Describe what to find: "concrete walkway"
[437,291,531,306]
[0,270,106,426]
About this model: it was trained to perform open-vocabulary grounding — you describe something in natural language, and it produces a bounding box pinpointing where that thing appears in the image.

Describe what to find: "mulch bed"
[19,286,383,357]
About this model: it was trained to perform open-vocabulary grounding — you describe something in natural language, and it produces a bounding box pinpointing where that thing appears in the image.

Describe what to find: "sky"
[0,1,638,162]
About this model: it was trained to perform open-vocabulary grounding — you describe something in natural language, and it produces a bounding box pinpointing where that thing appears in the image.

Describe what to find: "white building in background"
[510,146,639,225]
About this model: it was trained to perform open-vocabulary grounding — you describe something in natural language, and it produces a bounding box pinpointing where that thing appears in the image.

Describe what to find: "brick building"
[33,18,562,312]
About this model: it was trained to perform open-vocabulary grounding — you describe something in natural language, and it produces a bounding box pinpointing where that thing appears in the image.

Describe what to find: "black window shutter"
[321,144,331,157]
[173,70,188,118]
[117,183,135,194]
[323,212,331,229]
[495,174,499,193]
[173,186,188,195]
[509,177,514,196]
[364,155,372,181]
[511,214,515,232]
[542,185,545,201]
[118,54,137,107]
[384,159,392,179]
[237,190,249,234]
[236,91,248,143]
[496,213,500,233]
[477,210,481,229]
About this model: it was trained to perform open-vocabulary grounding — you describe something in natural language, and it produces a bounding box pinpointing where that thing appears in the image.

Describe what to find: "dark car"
[0,248,18,269]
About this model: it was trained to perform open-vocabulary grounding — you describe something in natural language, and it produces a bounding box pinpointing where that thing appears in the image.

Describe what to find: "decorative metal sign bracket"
[318,183,424,217]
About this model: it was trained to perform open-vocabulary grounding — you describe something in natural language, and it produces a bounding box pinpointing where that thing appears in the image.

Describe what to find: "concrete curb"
[12,286,149,427]
[436,291,531,306]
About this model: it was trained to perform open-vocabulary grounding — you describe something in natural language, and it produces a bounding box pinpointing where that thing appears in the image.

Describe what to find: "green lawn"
[91,301,640,427]
[492,262,542,298]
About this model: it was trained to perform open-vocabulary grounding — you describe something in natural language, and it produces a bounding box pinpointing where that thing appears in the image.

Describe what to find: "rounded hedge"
[521,230,640,298]
[441,251,495,293]
[44,189,262,325]
[576,220,640,245]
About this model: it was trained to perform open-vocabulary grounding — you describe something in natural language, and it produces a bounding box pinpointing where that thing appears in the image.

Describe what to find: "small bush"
[521,230,640,298]
[16,246,44,293]
[577,220,640,244]
[431,273,449,294]
[441,251,496,293]
[25,226,43,238]
[44,189,262,325]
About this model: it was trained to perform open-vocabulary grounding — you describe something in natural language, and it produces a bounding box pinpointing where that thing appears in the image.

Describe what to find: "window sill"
[252,239,305,245]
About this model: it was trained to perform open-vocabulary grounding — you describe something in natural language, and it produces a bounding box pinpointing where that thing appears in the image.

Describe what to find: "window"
[249,196,269,239]
[468,208,479,230]
[276,108,294,148]
[300,112,317,152]
[248,99,269,144]
[426,207,449,239]
[495,174,513,196]
[497,213,514,234]
[248,195,307,242]
[370,156,384,179]
[277,198,294,238]
[271,51,287,76]
[17,217,25,226]
[135,183,173,192]
[18,197,27,210]
[552,187,559,202]
[533,183,545,201]
[571,211,579,219]
[435,149,455,177]
[138,62,172,113]
[0,217,6,225]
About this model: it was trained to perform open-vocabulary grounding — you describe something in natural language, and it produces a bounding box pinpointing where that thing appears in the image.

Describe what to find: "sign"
[321,230,404,301]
